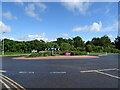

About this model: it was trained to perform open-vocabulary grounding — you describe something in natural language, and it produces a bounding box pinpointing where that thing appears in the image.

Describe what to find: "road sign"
[51,47,55,50]
[58,48,60,50]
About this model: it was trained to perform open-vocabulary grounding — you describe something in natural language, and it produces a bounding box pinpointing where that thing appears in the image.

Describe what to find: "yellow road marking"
[0,73,26,90]
[0,76,20,90]
[0,78,12,90]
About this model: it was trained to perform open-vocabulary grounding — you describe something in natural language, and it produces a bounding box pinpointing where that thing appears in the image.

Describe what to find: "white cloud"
[3,37,15,40]
[2,11,18,20]
[0,21,11,33]
[108,35,113,38]
[25,3,47,21]
[72,21,117,32]
[62,0,91,15]
[62,33,69,37]
[73,21,102,32]
[49,33,69,38]
[90,21,102,31]
[16,33,49,41]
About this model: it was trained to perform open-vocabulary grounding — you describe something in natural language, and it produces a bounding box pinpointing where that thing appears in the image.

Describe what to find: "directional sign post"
[51,47,55,56]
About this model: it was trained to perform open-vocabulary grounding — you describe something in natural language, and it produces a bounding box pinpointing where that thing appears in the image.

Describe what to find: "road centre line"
[50,72,66,74]
[0,73,26,90]
[19,71,34,74]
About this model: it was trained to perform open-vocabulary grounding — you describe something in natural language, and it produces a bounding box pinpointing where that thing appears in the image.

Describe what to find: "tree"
[60,43,72,51]
[115,36,120,50]
[100,35,111,47]
[85,41,93,46]
[86,45,93,52]
[92,35,111,47]
[92,37,101,46]
[57,38,65,46]
[73,36,84,48]
[45,42,59,48]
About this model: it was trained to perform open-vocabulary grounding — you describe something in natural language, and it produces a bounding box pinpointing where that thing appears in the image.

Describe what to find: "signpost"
[45,47,60,55]
[51,47,55,56]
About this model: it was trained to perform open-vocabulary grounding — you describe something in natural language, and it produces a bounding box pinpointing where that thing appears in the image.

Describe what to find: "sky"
[0,2,118,42]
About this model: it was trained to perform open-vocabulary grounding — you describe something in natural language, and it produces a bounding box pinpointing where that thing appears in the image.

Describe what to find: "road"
[0,54,119,89]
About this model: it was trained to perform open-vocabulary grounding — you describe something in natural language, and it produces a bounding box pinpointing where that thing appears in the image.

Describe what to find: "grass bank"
[0,52,31,56]
[89,52,119,55]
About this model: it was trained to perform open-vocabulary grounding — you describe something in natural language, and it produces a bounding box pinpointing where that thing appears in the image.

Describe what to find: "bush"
[71,51,87,55]
[60,51,87,55]
[27,51,52,57]
[28,53,39,57]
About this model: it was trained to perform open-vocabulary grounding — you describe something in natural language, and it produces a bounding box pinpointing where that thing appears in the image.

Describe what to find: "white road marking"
[0,70,6,73]
[19,71,34,74]
[80,68,119,73]
[98,54,107,56]
[95,71,120,79]
[80,68,120,79]
[19,72,27,74]
[50,72,66,74]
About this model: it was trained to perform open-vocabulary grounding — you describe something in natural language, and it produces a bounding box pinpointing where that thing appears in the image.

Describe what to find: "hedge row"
[27,51,52,57]
[60,51,87,55]
[27,51,88,57]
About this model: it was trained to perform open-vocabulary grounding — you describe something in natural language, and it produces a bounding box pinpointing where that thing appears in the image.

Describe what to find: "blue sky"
[1,2,118,42]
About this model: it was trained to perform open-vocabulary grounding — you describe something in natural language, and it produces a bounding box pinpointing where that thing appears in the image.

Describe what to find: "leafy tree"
[60,43,72,51]
[45,42,59,48]
[57,38,65,46]
[100,35,111,47]
[3,35,120,54]
[85,41,93,46]
[92,37,101,46]
[73,36,84,48]
[86,45,93,52]
[115,36,120,50]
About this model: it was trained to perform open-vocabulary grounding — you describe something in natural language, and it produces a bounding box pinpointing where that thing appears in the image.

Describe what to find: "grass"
[89,52,119,55]
[0,52,119,57]
[0,52,31,56]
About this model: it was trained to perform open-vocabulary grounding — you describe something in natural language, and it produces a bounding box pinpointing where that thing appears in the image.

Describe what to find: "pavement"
[0,54,119,89]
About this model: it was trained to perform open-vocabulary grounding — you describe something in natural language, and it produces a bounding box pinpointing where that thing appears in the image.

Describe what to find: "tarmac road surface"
[0,54,119,89]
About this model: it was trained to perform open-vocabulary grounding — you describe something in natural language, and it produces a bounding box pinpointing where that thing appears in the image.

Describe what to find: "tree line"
[3,35,120,54]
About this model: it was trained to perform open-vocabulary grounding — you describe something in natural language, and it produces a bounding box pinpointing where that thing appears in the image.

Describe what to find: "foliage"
[3,35,120,56]
[115,36,120,50]
[86,45,93,52]
[60,43,73,51]
[73,36,84,48]
[59,51,87,55]
[28,51,51,57]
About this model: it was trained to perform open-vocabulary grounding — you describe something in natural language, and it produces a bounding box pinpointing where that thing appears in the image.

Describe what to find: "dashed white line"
[50,72,66,74]
[19,72,34,74]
